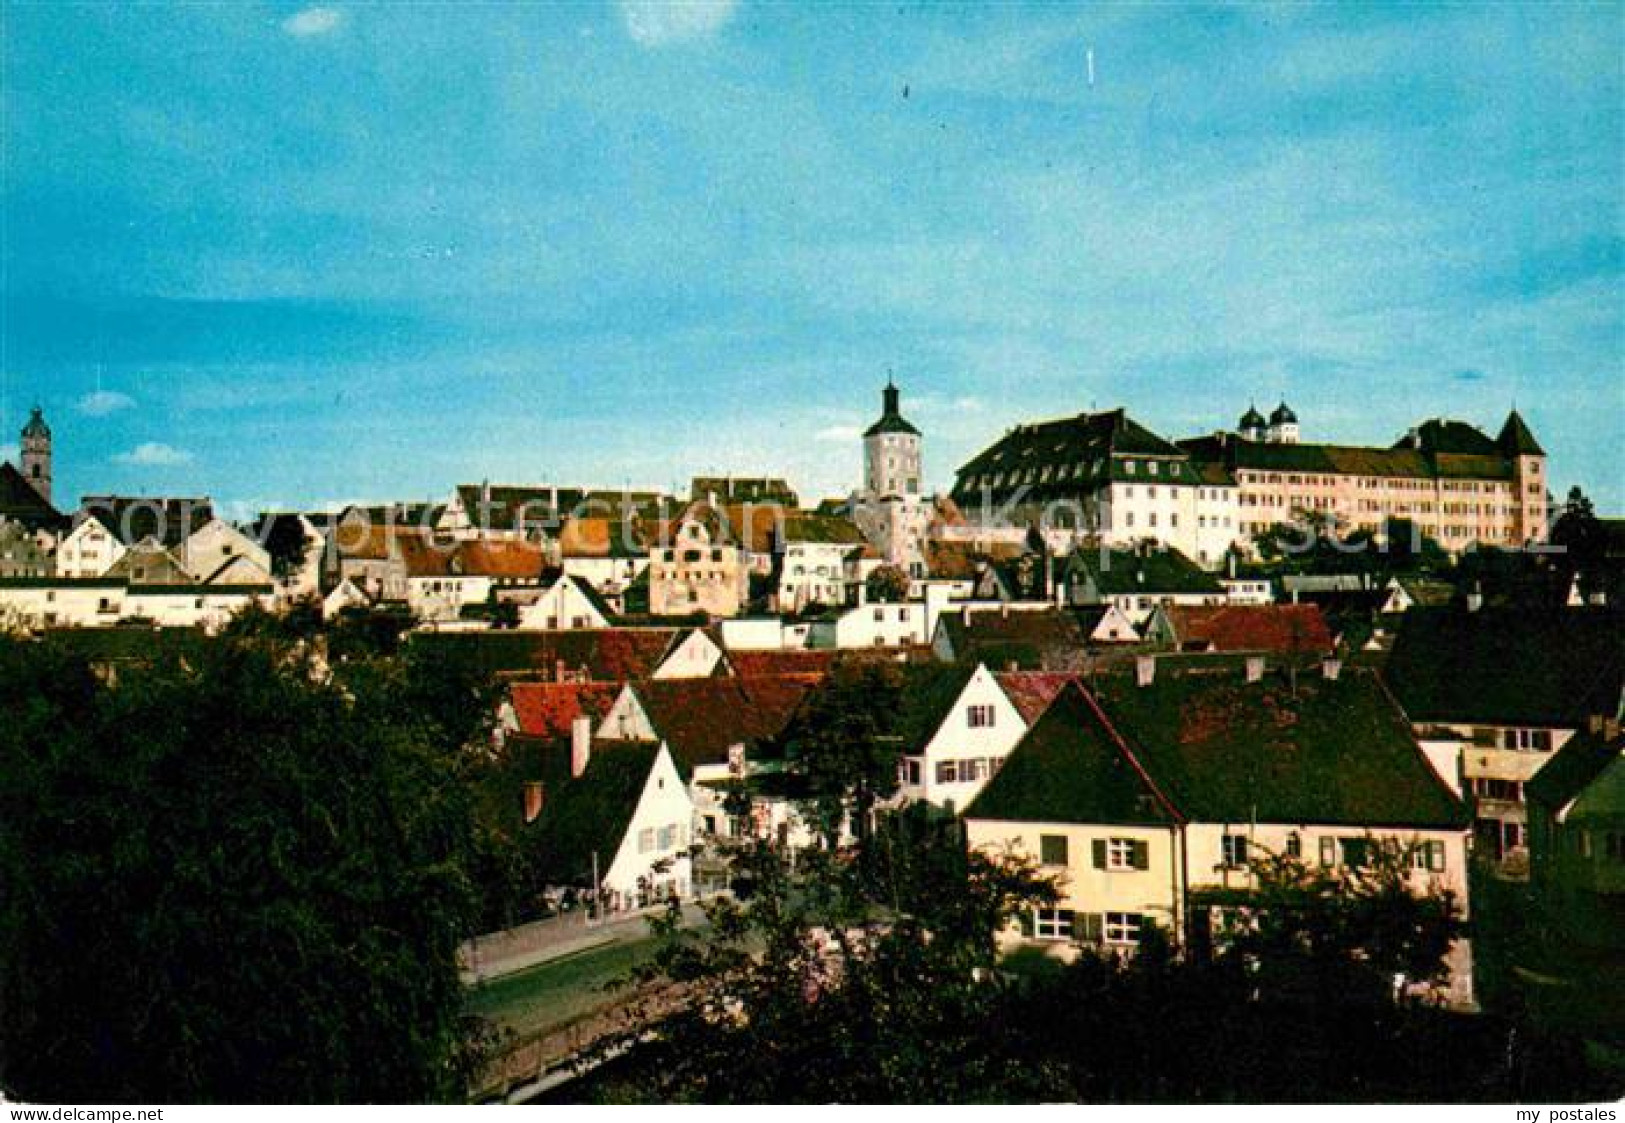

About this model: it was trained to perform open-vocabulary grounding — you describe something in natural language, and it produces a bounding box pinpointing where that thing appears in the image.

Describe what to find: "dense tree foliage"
[864,565,911,604]
[0,635,497,1102]
[782,661,906,850]
[574,811,1614,1104]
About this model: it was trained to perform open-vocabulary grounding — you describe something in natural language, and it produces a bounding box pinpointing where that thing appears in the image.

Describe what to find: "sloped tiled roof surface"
[635,675,817,769]
[973,669,1468,829]
[82,495,213,547]
[0,462,67,531]
[995,671,1078,725]
[1498,410,1545,456]
[1069,545,1222,596]
[967,684,1174,826]
[524,735,662,887]
[923,539,1030,581]
[558,515,649,559]
[509,681,621,739]
[1385,606,1625,727]
[1162,604,1332,656]
[1525,727,1625,814]
[726,648,837,679]
[938,609,1088,670]
[951,409,1195,504]
[413,628,680,682]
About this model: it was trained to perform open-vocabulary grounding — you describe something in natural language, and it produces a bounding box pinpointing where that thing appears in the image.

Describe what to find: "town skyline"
[4,3,1620,513]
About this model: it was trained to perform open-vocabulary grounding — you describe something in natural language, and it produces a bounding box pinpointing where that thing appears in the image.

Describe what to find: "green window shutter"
[1019,909,1035,938]
[1092,839,1107,869]
[1132,840,1150,870]
[1063,910,1078,938]
[1079,913,1103,944]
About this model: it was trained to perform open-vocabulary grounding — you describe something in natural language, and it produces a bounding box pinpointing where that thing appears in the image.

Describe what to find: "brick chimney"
[571,714,592,778]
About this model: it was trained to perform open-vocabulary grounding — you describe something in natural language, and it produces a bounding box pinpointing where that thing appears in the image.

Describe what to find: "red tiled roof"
[1163,604,1333,656]
[509,682,620,739]
[727,648,837,679]
[413,628,681,683]
[995,671,1080,725]
[635,674,817,767]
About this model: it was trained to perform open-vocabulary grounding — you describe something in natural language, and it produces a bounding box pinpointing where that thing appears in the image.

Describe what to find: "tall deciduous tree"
[782,660,905,850]
[0,636,494,1102]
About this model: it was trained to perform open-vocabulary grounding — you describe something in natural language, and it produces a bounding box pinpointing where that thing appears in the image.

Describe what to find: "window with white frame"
[935,761,957,784]
[638,828,656,854]
[1104,912,1144,945]
[967,704,996,728]
[1106,838,1136,870]
[1033,907,1073,940]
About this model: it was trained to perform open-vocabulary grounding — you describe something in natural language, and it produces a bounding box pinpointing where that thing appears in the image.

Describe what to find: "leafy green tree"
[609,826,1060,1102]
[864,565,911,604]
[0,635,494,1102]
[1215,838,1465,1007]
[1550,486,1605,599]
[264,517,314,581]
[783,660,905,850]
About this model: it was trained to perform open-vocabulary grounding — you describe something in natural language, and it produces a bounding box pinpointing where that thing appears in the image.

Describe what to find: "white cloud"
[620,0,738,47]
[76,390,136,417]
[814,424,861,443]
[283,7,343,37]
[113,442,193,467]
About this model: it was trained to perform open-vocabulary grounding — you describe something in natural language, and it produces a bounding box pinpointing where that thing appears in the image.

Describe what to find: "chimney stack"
[1135,655,1156,688]
[1245,656,1265,684]
[571,715,592,778]
[523,781,545,823]
[1321,658,1342,681]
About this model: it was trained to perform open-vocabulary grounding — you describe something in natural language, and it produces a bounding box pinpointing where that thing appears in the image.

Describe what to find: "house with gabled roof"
[1064,543,1225,624]
[1385,604,1625,866]
[596,674,818,840]
[1526,717,1625,950]
[178,517,272,585]
[931,605,1136,671]
[645,502,751,618]
[891,662,1052,813]
[515,572,615,631]
[1381,576,1456,615]
[951,408,1218,562]
[649,626,726,679]
[518,727,693,913]
[405,538,548,623]
[557,514,650,611]
[54,515,127,578]
[965,661,1474,1006]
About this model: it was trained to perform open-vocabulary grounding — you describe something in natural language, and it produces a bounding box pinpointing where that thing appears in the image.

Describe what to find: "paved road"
[460,900,716,984]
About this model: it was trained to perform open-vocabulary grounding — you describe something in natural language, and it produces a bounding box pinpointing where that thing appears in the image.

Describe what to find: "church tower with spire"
[19,406,52,506]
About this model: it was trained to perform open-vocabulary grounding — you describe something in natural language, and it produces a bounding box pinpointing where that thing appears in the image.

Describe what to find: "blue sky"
[4,1,1621,516]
